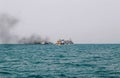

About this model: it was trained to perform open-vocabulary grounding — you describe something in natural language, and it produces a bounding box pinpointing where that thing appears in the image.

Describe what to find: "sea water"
[0,44,120,78]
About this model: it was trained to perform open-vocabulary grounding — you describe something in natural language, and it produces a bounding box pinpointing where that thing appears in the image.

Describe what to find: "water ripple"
[0,44,120,78]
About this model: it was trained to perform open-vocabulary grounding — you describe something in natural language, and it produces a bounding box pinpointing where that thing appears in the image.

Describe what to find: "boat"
[56,39,73,45]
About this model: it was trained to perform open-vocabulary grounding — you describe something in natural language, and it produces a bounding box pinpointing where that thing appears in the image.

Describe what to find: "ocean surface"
[0,44,120,78]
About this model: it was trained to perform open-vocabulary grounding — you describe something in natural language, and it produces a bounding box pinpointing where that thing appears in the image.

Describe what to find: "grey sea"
[0,44,120,78]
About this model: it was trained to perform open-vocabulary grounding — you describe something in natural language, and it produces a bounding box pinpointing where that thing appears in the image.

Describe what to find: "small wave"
[27,74,55,78]
[0,71,12,75]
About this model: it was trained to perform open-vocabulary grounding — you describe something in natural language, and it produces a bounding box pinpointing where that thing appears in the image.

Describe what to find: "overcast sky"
[0,0,120,43]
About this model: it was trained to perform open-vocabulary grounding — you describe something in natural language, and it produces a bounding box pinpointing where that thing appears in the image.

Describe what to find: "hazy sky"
[0,0,120,43]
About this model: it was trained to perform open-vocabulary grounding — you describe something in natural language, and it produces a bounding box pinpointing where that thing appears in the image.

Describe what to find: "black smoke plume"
[0,13,51,44]
[0,14,18,44]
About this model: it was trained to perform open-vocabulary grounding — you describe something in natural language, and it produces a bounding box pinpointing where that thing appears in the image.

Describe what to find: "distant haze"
[0,0,120,43]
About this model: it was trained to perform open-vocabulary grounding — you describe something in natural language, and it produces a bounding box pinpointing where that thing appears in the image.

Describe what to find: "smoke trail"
[0,13,51,44]
[19,35,42,44]
[0,14,18,44]
[19,35,51,44]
